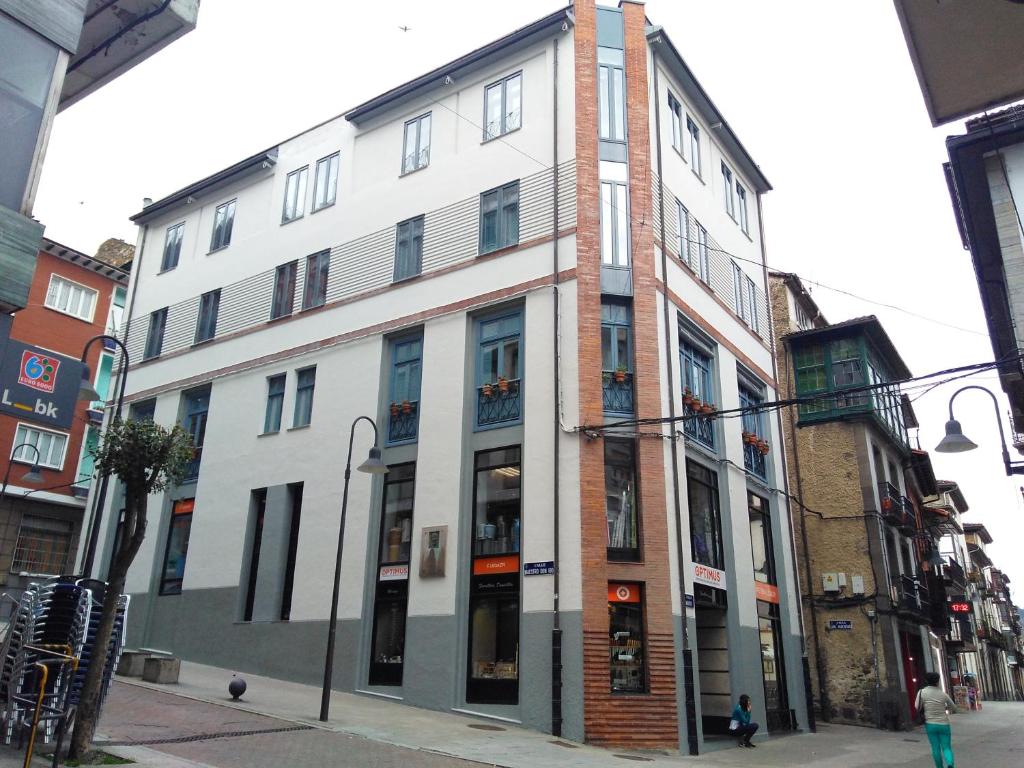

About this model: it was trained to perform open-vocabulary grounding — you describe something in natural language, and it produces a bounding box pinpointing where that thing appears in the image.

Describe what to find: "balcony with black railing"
[388,400,419,443]
[946,617,976,648]
[183,446,202,482]
[897,573,929,620]
[681,397,716,449]
[741,435,768,479]
[941,557,967,590]
[879,482,905,526]
[602,371,634,414]
[477,379,522,427]
[899,496,918,534]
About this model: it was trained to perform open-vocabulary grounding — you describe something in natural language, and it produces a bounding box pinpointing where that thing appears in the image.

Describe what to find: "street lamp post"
[934,385,1024,475]
[319,416,388,722]
[77,334,131,577]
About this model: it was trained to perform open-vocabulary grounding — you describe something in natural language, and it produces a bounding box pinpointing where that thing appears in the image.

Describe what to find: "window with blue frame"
[387,337,422,444]
[739,384,767,479]
[601,302,633,414]
[476,312,522,428]
[679,337,715,449]
[479,182,519,255]
[182,386,210,481]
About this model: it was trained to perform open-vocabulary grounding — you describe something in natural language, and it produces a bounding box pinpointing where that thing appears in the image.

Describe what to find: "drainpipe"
[756,201,815,732]
[550,34,563,739]
[651,52,698,756]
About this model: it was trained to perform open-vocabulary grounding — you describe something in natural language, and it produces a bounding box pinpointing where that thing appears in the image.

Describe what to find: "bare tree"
[68,418,193,761]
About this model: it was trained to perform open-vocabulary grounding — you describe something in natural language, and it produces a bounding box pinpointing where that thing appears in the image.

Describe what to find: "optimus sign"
[0,337,83,430]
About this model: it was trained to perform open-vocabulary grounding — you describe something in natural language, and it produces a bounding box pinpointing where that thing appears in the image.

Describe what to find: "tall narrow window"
[282,166,308,223]
[210,199,236,251]
[194,289,220,344]
[740,385,767,479]
[242,489,266,621]
[402,113,431,174]
[687,117,702,177]
[468,446,521,704]
[746,277,760,333]
[668,93,683,153]
[598,47,625,142]
[600,181,629,267]
[476,312,522,428]
[161,223,184,271]
[293,366,316,427]
[313,152,339,211]
[484,72,522,140]
[601,302,633,414]
[696,224,710,283]
[676,199,690,264]
[271,261,297,319]
[182,386,210,481]
[680,337,715,449]
[280,482,303,621]
[302,250,330,309]
[160,498,194,595]
[732,262,746,322]
[387,337,422,444]
[609,583,646,693]
[737,183,749,234]
[263,374,285,433]
[687,461,723,571]
[45,274,97,321]
[144,308,168,360]
[370,464,415,686]
[394,216,424,281]
[605,439,639,561]
[748,492,776,585]
[722,162,735,219]
[479,181,519,254]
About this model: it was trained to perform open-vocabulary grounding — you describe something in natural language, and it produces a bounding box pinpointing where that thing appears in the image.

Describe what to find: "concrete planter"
[117,650,149,677]
[142,656,181,684]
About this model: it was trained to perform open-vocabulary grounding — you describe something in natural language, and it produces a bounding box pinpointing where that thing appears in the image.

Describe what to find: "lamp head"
[935,419,978,454]
[78,365,101,402]
[357,446,389,475]
[20,466,43,484]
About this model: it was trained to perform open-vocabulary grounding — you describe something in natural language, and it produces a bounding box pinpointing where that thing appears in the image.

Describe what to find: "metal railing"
[477,379,522,427]
[878,482,903,525]
[602,372,634,414]
[941,557,967,588]
[682,405,715,449]
[742,440,767,479]
[183,446,202,482]
[899,496,917,533]
[387,401,419,443]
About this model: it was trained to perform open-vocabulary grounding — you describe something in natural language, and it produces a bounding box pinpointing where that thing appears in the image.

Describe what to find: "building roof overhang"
[936,479,969,513]
[964,522,994,544]
[894,0,1024,127]
[344,5,573,126]
[783,315,912,380]
[647,26,771,194]
[59,0,200,111]
[40,237,129,284]
[910,449,938,497]
[968,543,993,568]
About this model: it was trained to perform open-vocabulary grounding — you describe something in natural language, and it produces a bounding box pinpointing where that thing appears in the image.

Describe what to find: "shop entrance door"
[757,600,793,731]
[899,629,925,716]
[696,593,730,735]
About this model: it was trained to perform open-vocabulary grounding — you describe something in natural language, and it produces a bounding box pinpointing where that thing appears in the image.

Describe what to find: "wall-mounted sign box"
[948,598,971,615]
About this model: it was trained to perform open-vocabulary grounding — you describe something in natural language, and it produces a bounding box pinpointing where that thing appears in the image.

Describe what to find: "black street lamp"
[935,384,1024,475]
[319,416,388,722]
[78,334,131,577]
[1,443,44,497]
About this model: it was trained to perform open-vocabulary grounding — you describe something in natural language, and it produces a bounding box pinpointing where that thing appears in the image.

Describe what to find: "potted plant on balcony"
[498,376,509,393]
[700,401,715,416]
[482,382,494,398]
[758,440,770,456]
[614,365,628,384]
[401,400,412,414]
[743,431,757,445]
[683,388,694,407]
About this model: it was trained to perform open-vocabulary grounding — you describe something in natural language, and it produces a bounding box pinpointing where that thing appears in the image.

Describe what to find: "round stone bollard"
[228,675,247,700]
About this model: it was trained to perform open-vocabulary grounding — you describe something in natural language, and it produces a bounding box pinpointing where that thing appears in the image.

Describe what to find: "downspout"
[550,34,563,739]
[756,200,816,732]
[652,52,698,756]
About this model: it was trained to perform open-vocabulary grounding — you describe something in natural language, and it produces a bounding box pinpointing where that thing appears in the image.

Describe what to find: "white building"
[89,0,807,751]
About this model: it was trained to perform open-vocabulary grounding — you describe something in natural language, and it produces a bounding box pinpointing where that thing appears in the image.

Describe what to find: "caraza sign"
[0,340,83,430]
[692,563,727,590]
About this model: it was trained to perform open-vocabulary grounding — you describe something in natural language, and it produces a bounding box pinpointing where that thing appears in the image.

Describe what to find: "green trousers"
[924,722,954,768]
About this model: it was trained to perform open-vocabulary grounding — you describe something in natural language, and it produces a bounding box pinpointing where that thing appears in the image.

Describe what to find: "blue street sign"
[523,560,555,576]
[828,619,853,631]
[684,594,695,609]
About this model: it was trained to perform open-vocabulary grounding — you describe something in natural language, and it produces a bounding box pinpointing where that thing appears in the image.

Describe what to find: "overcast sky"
[34,1,1024,596]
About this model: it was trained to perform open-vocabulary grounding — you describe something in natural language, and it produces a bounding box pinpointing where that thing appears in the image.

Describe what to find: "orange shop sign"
[608,583,641,603]
[173,498,195,515]
[473,555,519,576]
[755,581,780,604]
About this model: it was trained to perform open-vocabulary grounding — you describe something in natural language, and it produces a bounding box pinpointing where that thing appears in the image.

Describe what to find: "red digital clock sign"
[949,600,971,614]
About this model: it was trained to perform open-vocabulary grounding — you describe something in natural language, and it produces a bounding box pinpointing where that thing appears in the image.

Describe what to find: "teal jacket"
[732,704,751,726]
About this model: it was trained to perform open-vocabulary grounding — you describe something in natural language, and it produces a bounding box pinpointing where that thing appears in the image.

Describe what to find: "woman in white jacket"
[915,672,957,768]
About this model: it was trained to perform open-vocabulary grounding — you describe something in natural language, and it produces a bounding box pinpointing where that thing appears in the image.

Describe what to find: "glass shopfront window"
[369,463,415,686]
[609,583,646,693]
[758,601,792,730]
[604,439,639,561]
[468,447,521,704]
[748,492,776,585]
[160,499,194,595]
[687,462,723,570]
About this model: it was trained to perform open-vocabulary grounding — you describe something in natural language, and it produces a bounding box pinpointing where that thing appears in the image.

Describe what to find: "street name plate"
[828,619,853,631]
[523,560,555,575]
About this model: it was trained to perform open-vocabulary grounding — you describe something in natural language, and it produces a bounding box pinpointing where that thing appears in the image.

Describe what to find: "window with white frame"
[282,166,308,223]
[721,162,735,219]
[676,199,690,265]
[161,223,184,271]
[313,152,339,211]
[598,47,625,142]
[601,180,629,267]
[732,261,745,320]
[210,199,236,251]
[12,423,68,469]
[45,274,97,321]
[484,72,522,140]
[668,93,683,154]
[402,113,431,174]
[696,223,710,283]
[687,117,702,177]
[736,183,749,234]
[746,277,759,333]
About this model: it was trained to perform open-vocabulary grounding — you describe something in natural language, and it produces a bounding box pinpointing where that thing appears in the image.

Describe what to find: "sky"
[33,1,1024,596]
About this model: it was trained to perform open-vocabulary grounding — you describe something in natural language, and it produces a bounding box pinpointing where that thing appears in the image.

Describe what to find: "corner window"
[605,439,639,561]
[282,166,308,223]
[394,216,424,281]
[722,162,735,219]
[210,199,236,251]
[687,461,723,570]
[609,583,646,693]
[161,223,184,271]
[680,338,715,449]
[600,181,629,267]
[45,274,97,321]
[302,250,330,310]
[601,302,633,414]
[293,366,316,427]
[263,373,286,433]
[160,498,194,595]
[484,72,522,140]
[12,423,68,469]
[402,114,431,174]
[476,312,522,428]
[598,47,625,142]
[271,260,297,319]
[144,307,168,360]
[737,184,749,234]
[387,337,422,444]
[687,117,702,177]
[479,181,519,254]
[313,152,339,212]
[12,516,72,575]
[676,199,690,265]
[695,223,710,283]
[194,289,221,344]
[668,93,683,154]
